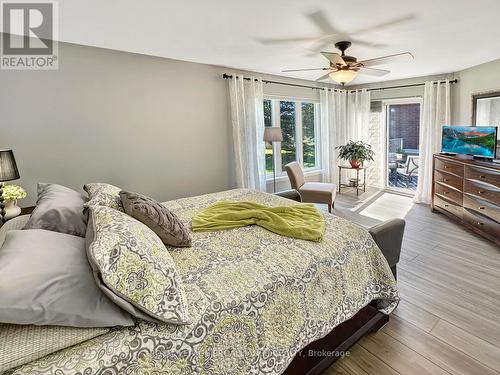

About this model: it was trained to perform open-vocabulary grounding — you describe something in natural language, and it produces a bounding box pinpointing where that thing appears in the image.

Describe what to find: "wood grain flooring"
[326,192,500,375]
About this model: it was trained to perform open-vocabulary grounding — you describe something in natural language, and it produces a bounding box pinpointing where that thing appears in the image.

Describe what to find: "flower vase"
[4,200,21,220]
[349,160,362,169]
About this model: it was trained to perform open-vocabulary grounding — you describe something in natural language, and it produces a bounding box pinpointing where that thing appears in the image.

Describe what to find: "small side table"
[0,206,34,229]
[338,165,367,197]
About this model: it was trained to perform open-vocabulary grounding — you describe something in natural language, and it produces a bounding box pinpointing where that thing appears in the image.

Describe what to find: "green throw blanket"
[191,200,325,241]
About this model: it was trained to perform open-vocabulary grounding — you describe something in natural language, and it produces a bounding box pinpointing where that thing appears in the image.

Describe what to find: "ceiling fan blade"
[316,72,333,81]
[257,36,318,45]
[307,10,337,34]
[282,68,329,72]
[360,52,414,67]
[320,52,346,66]
[349,37,388,48]
[358,67,390,77]
[352,15,417,35]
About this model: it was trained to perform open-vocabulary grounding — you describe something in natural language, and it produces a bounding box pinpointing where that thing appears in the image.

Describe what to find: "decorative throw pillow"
[86,206,190,325]
[23,183,88,237]
[120,191,192,247]
[83,183,124,212]
[0,229,134,327]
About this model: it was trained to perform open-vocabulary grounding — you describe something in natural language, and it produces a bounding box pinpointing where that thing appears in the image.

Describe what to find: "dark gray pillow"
[120,191,192,247]
[0,229,134,327]
[24,183,88,237]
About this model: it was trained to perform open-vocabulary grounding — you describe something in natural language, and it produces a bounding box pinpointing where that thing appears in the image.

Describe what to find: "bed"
[2,188,399,375]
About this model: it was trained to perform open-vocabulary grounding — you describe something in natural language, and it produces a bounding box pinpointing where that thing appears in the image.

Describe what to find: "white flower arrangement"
[2,184,27,202]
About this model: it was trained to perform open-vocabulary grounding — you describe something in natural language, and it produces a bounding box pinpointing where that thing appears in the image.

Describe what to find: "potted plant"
[337,141,375,169]
[396,148,405,160]
[1,184,27,220]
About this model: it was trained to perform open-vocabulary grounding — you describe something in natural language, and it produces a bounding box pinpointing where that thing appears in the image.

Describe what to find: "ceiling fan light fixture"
[329,69,358,85]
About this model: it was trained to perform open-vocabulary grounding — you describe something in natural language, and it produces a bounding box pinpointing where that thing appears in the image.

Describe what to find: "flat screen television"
[441,125,498,158]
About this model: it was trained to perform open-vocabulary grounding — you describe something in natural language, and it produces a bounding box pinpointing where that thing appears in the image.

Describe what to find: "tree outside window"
[263,98,319,176]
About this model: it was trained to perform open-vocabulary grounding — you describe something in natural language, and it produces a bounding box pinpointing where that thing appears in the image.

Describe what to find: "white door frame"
[382,97,423,195]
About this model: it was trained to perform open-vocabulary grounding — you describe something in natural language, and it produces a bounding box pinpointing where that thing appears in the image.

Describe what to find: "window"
[263,98,320,176]
[302,103,316,168]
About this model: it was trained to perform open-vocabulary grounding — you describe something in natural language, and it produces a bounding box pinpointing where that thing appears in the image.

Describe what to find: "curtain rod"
[222,73,336,91]
[222,73,458,93]
[364,79,458,92]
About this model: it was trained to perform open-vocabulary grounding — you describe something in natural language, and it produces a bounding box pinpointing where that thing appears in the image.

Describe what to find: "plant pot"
[396,153,403,159]
[3,200,21,220]
[349,159,362,169]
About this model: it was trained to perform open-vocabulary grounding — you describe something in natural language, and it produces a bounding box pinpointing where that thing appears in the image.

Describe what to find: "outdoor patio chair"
[395,156,419,188]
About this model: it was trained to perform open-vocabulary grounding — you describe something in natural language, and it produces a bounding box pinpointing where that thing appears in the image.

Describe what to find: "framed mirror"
[473,91,500,158]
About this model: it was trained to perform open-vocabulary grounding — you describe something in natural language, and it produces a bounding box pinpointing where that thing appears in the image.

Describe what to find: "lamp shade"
[263,127,283,142]
[0,150,20,182]
[329,69,358,85]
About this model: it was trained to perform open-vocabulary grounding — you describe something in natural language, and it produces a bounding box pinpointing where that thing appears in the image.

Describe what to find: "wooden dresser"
[432,154,500,246]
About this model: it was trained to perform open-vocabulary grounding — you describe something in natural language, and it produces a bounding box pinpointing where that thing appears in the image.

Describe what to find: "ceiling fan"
[282,41,414,85]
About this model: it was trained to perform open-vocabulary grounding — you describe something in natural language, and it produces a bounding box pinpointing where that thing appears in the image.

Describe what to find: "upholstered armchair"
[285,162,337,213]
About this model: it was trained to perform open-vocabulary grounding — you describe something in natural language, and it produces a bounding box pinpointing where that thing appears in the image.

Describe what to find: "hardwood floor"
[326,191,500,375]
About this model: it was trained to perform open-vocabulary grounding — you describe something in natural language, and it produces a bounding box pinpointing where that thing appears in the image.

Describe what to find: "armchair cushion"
[299,182,336,204]
[285,162,305,190]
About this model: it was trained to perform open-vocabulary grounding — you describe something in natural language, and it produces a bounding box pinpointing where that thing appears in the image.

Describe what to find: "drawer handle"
[444,179,449,182]
[477,222,485,226]
[444,204,449,207]
[478,191,485,195]
[444,166,450,169]
[479,175,486,179]
[478,206,486,210]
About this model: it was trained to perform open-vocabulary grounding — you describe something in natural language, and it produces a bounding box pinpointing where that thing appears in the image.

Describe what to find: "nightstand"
[0,206,34,229]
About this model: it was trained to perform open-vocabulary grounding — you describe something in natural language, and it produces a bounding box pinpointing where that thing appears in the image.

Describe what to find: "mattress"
[10,189,399,374]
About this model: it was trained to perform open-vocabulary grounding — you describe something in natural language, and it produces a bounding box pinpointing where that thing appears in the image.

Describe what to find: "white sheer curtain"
[320,89,374,186]
[414,80,451,204]
[228,74,266,191]
[320,89,347,184]
[347,89,371,143]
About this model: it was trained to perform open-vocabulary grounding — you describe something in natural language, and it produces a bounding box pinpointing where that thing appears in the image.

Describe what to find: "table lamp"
[0,150,20,223]
[263,127,283,193]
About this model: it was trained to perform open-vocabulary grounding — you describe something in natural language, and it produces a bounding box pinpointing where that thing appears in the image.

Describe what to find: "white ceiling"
[56,0,500,85]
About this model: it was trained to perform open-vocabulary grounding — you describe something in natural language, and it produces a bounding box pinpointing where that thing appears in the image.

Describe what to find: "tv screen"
[441,125,497,158]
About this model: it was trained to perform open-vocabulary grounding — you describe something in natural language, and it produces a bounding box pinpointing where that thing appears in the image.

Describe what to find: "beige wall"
[2,37,498,206]
[454,58,500,124]
[0,40,332,205]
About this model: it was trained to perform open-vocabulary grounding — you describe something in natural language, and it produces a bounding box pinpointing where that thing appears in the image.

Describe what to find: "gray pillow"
[24,183,88,237]
[0,229,134,327]
[120,191,192,247]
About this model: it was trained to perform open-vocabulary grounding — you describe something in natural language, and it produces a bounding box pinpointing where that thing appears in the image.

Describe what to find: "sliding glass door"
[384,99,422,193]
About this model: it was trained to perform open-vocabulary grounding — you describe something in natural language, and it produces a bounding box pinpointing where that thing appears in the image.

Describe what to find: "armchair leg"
[328,204,332,213]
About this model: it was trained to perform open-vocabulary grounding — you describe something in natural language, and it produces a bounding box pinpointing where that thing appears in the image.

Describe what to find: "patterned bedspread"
[12,189,399,375]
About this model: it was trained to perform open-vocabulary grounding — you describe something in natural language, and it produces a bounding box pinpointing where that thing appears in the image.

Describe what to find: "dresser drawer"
[463,194,500,223]
[434,182,463,205]
[435,157,464,177]
[434,170,463,191]
[463,180,500,205]
[463,209,500,239]
[465,166,500,189]
[434,195,463,219]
